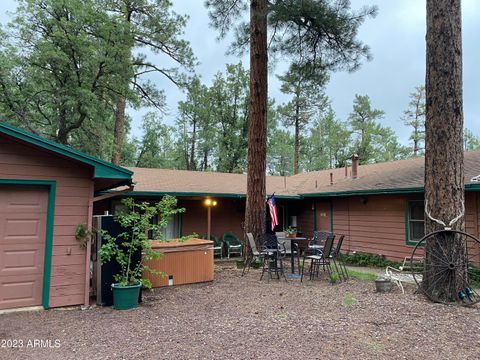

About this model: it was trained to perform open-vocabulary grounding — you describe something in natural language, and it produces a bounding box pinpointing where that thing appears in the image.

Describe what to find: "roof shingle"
[127,151,480,197]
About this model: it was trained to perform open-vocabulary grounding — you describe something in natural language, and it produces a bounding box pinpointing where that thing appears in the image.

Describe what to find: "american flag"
[267,194,279,231]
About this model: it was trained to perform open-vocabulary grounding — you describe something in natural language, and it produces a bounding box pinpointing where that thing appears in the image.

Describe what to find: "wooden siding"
[328,194,480,262]
[179,199,245,241]
[0,134,92,308]
[143,239,214,287]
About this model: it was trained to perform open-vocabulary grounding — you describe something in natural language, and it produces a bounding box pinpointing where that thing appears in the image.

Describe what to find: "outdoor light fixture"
[204,198,218,240]
[204,198,217,207]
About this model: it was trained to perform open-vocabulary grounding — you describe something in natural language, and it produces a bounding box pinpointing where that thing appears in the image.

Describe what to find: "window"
[148,214,181,240]
[407,200,425,244]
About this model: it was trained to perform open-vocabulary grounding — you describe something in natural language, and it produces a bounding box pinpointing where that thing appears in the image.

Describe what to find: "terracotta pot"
[286,233,297,238]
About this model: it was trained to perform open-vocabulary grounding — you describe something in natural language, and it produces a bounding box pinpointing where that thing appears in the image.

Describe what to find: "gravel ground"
[1,263,479,360]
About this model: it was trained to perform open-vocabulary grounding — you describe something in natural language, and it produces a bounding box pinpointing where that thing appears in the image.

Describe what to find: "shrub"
[339,252,400,268]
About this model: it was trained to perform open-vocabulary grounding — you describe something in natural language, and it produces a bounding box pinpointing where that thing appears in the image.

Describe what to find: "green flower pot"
[112,283,141,310]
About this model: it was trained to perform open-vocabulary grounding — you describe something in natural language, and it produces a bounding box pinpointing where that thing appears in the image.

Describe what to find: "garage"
[0,122,133,310]
[0,186,47,309]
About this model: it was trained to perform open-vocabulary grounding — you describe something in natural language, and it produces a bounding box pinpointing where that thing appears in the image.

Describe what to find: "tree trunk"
[294,99,300,175]
[424,0,465,303]
[245,0,268,246]
[413,126,419,156]
[190,118,197,171]
[112,96,126,165]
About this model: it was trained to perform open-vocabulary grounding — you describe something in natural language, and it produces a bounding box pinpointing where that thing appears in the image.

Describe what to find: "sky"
[1,0,479,145]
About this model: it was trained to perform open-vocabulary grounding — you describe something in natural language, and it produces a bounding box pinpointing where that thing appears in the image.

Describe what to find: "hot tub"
[144,239,214,287]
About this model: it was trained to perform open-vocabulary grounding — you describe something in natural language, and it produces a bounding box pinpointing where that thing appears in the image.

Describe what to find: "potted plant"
[99,196,185,310]
[285,226,297,238]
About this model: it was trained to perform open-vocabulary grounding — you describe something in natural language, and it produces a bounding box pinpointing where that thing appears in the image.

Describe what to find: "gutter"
[97,190,303,200]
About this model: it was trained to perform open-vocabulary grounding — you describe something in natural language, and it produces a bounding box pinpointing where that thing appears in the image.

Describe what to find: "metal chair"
[331,234,348,281]
[221,232,243,258]
[202,234,223,258]
[260,234,288,281]
[301,234,335,282]
[306,230,333,254]
[242,233,265,276]
[277,231,301,272]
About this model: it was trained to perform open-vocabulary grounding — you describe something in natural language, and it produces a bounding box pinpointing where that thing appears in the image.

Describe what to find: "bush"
[339,252,399,268]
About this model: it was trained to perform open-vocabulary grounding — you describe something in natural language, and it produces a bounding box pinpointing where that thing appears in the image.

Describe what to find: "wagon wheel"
[411,229,480,306]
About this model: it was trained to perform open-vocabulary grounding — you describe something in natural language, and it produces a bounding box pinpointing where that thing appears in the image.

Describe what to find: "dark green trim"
[302,187,424,198]
[330,202,333,232]
[0,122,132,180]
[405,199,425,246]
[122,191,245,198]
[114,190,302,200]
[465,184,480,191]
[313,201,317,231]
[0,179,56,309]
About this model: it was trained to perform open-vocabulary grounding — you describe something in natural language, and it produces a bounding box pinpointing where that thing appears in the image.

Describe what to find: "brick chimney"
[351,154,359,179]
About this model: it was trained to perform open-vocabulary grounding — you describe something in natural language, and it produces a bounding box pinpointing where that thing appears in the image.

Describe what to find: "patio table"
[277,237,308,276]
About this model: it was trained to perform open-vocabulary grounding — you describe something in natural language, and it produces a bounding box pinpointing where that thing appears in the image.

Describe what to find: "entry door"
[0,186,48,309]
[316,201,331,232]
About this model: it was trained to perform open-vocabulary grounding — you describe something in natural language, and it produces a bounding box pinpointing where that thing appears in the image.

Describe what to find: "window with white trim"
[407,200,425,243]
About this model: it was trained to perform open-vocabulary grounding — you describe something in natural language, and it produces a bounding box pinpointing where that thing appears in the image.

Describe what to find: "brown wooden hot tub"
[144,239,214,287]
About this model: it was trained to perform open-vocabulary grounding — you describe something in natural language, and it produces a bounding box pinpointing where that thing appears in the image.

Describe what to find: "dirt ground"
[1,263,479,360]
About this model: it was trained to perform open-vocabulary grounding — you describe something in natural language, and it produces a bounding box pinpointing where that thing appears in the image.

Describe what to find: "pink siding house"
[0,122,132,310]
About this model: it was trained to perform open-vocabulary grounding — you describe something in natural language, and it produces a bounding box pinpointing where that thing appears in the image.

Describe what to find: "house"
[2,121,479,310]
[95,154,480,262]
[0,122,132,310]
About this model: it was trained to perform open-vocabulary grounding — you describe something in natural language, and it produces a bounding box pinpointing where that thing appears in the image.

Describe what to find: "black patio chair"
[306,230,333,255]
[301,233,335,282]
[331,234,348,281]
[260,234,288,282]
[202,234,223,258]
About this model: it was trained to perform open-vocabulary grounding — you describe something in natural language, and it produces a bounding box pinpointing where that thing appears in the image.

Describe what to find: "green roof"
[0,121,133,180]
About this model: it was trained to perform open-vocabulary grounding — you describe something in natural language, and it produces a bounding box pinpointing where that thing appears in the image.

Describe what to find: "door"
[0,186,48,309]
[315,201,332,232]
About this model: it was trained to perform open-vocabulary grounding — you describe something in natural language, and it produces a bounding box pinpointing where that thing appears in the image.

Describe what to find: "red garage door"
[0,186,48,309]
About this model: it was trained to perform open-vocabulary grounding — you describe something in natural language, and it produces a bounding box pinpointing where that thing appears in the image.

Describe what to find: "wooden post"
[207,206,212,240]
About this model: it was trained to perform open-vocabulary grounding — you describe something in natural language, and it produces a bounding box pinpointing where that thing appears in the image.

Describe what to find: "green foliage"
[173,63,255,173]
[302,107,351,170]
[329,272,339,284]
[267,127,294,175]
[340,252,399,268]
[469,264,480,288]
[276,64,329,173]
[284,226,297,235]
[206,0,377,74]
[342,292,356,307]
[346,269,377,282]
[75,224,92,249]
[0,0,194,161]
[464,129,480,151]
[0,0,122,148]
[99,197,185,288]
[251,256,262,269]
[348,95,408,164]
[135,112,177,168]
[402,85,425,156]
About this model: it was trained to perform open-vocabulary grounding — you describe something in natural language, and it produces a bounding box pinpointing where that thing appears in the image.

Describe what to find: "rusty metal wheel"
[411,229,480,306]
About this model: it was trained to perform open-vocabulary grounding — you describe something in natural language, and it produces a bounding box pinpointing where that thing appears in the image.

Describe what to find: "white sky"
[1,0,479,145]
